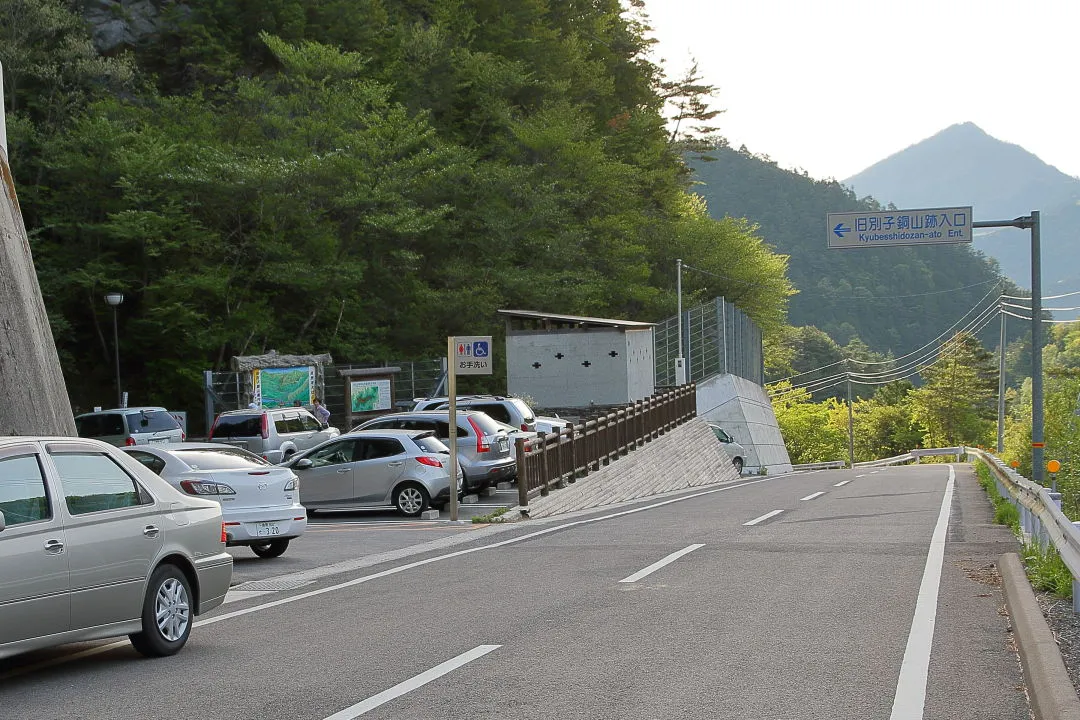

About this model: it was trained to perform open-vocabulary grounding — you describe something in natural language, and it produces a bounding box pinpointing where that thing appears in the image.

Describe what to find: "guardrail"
[515,384,698,509]
[969,447,1080,612]
[792,461,847,471]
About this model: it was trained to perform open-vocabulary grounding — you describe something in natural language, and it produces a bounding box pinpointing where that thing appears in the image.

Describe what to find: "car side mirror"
[295,458,313,470]
[0,510,6,533]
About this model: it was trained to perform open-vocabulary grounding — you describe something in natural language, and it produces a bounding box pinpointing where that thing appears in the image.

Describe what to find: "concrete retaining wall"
[696,374,792,475]
[521,418,741,519]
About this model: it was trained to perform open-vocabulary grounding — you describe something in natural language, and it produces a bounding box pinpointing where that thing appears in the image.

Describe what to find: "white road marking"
[870,470,879,474]
[889,465,954,720]
[743,509,784,526]
[323,645,500,719]
[834,480,851,487]
[619,544,705,583]
[855,474,867,478]
[223,589,274,604]
[800,492,826,501]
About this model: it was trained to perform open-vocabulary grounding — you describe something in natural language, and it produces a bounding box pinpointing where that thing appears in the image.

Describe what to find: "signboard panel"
[453,336,493,375]
[350,379,392,413]
[253,366,315,408]
[827,206,973,248]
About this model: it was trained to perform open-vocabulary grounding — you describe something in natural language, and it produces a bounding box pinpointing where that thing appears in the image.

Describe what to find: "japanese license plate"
[499,438,509,452]
[255,522,281,537]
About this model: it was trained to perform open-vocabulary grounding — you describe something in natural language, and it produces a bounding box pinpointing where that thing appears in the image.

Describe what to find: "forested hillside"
[687,143,1025,362]
[1,0,793,413]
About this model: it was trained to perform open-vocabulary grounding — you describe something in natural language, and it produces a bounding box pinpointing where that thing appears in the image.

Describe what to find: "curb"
[999,552,1080,720]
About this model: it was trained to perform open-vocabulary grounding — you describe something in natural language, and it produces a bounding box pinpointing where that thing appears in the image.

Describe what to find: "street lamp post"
[104,292,124,407]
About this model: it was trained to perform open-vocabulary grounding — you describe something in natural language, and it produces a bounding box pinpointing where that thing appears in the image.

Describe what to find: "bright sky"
[640,0,1080,181]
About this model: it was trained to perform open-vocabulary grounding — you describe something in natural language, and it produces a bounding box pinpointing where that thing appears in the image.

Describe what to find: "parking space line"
[323,645,500,719]
[800,492,825,501]
[855,474,867,478]
[834,480,851,487]
[619,544,704,583]
[743,510,783,526]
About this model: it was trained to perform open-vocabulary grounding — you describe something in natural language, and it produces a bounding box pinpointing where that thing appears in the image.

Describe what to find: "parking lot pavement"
[227,489,520,585]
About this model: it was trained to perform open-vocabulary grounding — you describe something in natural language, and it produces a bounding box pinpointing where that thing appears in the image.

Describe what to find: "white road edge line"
[800,492,826,501]
[743,509,783,526]
[889,465,954,720]
[619,544,705,583]
[323,645,500,719]
[834,480,851,487]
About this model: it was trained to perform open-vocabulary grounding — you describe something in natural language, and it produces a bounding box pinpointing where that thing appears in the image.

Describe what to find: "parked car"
[353,410,515,492]
[123,443,306,559]
[0,437,232,661]
[493,421,538,462]
[534,415,574,435]
[283,430,459,517]
[208,406,339,463]
[706,422,747,473]
[413,395,537,432]
[74,407,185,447]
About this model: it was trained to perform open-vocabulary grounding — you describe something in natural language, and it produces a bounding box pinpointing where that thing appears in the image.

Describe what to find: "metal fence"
[514,384,698,509]
[654,297,763,387]
[200,359,445,437]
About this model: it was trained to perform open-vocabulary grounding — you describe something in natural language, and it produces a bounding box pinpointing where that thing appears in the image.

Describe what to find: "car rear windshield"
[213,414,263,438]
[466,413,503,436]
[509,399,535,423]
[172,447,270,470]
[127,410,180,434]
[413,435,450,454]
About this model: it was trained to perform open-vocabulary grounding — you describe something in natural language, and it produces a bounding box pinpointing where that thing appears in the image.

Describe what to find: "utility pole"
[846,361,855,468]
[997,306,1006,453]
[675,258,686,385]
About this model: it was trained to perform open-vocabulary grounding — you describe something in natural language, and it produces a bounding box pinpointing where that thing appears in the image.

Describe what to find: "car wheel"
[732,457,744,474]
[128,564,193,657]
[250,539,290,558]
[282,450,295,461]
[394,482,430,517]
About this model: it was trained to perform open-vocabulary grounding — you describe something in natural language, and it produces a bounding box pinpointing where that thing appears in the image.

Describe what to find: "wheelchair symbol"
[473,341,489,358]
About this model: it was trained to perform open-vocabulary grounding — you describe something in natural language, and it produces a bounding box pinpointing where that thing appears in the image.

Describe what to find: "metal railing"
[794,448,965,471]
[515,385,698,509]
[792,461,847,471]
[969,447,1080,612]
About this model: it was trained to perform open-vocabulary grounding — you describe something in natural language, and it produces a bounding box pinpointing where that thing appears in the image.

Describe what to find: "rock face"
[0,149,77,435]
[81,0,166,54]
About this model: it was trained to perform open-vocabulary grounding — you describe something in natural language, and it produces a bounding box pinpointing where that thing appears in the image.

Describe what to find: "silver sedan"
[0,437,233,661]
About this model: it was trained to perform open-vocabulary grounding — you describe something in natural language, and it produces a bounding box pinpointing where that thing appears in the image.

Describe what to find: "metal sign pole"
[997,307,1006,454]
[447,337,459,522]
[846,363,854,468]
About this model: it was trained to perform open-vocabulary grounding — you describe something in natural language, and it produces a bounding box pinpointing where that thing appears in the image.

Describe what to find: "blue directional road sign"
[827,206,973,249]
[453,335,493,375]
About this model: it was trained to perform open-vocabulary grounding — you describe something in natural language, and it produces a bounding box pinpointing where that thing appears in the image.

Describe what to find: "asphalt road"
[0,464,1029,719]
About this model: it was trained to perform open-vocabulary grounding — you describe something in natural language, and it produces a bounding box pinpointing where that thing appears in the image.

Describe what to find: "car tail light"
[284,477,297,491]
[181,431,187,441]
[221,523,227,543]
[179,479,236,495]
[208,418,218,440]
[521,423,528,431]
[467,417,490,453]
[124,437,136,447]
[260,413,269,440]
[416,456,443,468]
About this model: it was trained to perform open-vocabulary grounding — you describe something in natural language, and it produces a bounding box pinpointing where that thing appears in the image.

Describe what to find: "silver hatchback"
[283,430,458,516]
[208,407,339,463]
[0,437,233,660]
[353,410,516,492]
[74,407,184,447]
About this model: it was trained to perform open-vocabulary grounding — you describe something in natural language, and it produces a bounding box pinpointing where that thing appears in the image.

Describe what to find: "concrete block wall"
[522,418,741,519]
[697,374,792,475]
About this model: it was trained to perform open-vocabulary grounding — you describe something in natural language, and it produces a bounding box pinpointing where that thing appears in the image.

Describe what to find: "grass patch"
[975,460,1020,534]
[1022,540,1074,599]
[471,507,510,524]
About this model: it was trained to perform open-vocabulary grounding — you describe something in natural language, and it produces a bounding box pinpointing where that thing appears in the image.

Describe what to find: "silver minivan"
[353,411,515,492]
[0,437,233,660]
[75,407,185,447]
[208,407,339,463]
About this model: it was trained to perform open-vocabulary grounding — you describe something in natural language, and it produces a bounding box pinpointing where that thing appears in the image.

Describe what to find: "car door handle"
[387,461,404,467]
[336,468,351,474]
[143,525,160,538]
[44,539,65,554]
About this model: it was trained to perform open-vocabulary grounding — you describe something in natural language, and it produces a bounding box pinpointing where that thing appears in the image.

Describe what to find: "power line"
[1001,308,1080,324]
[826,277,1002,300]
[1003,289,1080,301]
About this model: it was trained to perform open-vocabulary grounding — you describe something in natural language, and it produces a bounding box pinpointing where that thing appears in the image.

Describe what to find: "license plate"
[255,522,281,537]
[499,438,509,452]
[149,438,169,445]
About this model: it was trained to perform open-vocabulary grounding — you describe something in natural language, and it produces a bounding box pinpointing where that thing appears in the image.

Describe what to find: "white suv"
[208,407,339,463]
[412,395,537,432]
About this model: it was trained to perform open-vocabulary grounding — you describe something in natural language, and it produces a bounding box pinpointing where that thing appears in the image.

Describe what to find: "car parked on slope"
[706,422,747,474]
[413,395,537,432]
[207,406,339,463]
[123,443,306,559]
[75,407,185,447]
[353,410,515,492]
[0,437,232,661]
[283,430,459,517]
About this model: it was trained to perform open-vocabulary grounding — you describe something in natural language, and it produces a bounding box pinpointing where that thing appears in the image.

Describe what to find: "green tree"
[908,332,997,447]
